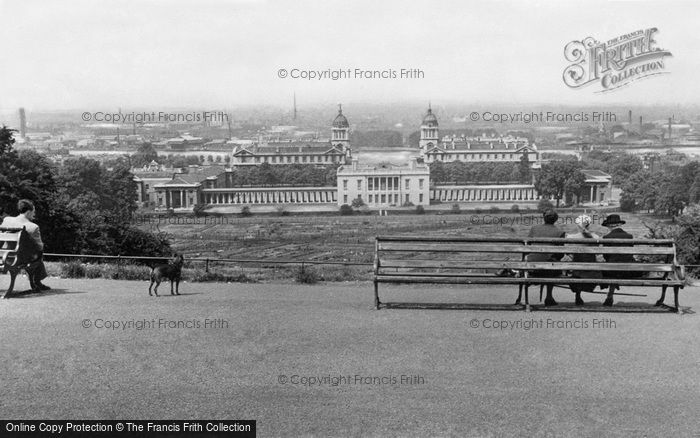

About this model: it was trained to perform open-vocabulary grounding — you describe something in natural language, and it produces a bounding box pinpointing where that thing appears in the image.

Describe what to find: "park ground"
[1,277,699,437]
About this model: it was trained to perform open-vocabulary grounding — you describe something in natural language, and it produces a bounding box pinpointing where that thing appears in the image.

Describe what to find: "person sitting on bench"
[0,199,51,291]
[566,214,603,306]
[601,214,642,306]
[526,209,565,306]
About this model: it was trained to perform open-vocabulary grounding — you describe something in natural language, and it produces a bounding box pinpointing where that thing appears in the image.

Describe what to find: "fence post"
[205,258,210,273]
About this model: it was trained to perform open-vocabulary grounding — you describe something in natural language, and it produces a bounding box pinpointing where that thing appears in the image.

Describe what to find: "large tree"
[534,160,586,207]
[0,127,82,252]
[130,142,159,168]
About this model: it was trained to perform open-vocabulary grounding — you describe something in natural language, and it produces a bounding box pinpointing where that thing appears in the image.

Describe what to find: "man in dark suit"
[1,199,50,291]
[601,214,641,306]
[526,209,565,306]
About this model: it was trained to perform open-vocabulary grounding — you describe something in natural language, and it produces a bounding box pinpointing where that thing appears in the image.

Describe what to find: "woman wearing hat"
[566,214,602,305]
[601,214,642,306]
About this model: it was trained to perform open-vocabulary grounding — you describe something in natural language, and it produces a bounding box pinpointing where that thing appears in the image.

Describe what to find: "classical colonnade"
[431,186,538,202]
[202,188,338,204]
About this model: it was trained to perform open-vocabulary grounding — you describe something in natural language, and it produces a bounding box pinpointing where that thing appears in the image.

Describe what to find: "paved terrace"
[1,277,699,437]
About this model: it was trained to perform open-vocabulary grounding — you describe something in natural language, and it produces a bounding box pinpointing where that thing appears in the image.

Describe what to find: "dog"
[148,254,184,297]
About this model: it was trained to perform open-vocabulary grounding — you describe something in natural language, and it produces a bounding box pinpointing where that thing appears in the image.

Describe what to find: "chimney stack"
[668,117,672,139]
[628,110,632,125]
[639,116,643,132]
[19,108,26,138]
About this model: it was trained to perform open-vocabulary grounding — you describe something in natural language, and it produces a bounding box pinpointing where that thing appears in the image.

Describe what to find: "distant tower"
[293,93,297,121]
[19,108,26,138]
[331,104,350,154]
[419,103,439,153]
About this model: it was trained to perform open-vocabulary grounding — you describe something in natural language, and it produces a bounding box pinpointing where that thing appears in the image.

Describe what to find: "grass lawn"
[1,277,699,437]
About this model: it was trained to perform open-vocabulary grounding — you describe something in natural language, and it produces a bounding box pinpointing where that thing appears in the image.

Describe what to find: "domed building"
[418,105,439,152]
[418,104,540,169]
[230,105,352,166]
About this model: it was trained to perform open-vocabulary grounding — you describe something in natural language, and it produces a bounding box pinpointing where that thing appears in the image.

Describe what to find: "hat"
[575,214,592,227]
[601,214,626,227]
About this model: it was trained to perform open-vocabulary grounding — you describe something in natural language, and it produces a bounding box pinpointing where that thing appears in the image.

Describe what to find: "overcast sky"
[1,0,699,112]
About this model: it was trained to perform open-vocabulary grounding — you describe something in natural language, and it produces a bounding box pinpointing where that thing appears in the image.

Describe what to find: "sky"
[1,0,699,112]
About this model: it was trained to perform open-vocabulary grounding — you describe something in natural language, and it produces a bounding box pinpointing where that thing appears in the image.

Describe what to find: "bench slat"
[376,236,675,245]
[375,276,684,286]
[378,260,674,272]
[378,243,674,255]
[379,259,673,272]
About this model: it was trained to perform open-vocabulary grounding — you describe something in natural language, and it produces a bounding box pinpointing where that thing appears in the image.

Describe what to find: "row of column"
[204,190,337,205]
[432,187,537,202]
[169,190,186,208]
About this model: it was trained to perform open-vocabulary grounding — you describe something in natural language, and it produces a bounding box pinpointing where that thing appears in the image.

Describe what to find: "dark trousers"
[25,253,48,284]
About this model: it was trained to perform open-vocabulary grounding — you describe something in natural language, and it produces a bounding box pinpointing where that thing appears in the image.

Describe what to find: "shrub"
[84,264,103,279]
[188,270,255,283]
[510,204,520,213]
[450,203,461,214]
[339,204,354,216]
[489,206,500,214]
[351,197,365,209]
[620,197,636,212]
[402,201,414,207]
[295,265,319,284]
[276,206,290,216]
[415,205,425,215]
[318,265,367,281]
[240,206,252,217]
[474,207,483,214]
[60,261,85,278]
[193,203,207,217]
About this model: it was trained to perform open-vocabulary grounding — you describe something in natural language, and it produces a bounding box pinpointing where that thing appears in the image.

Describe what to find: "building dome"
[422,106,438,127]
[332,105,349,128]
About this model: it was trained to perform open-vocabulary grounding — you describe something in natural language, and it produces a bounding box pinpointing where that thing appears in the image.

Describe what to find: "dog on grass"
[148,254,184,297]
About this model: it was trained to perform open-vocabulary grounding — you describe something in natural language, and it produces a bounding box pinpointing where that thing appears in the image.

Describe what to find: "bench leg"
[655,285,667,307]
[524,285,531,312]
[539,284,544,303]
[673,286,680,313]
[373,280,380,310]
[3,270,18,299]
[515,284,523,305]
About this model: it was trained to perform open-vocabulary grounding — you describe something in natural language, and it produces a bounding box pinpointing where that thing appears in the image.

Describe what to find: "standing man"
[0,199,51,291]
[527,209,565,306]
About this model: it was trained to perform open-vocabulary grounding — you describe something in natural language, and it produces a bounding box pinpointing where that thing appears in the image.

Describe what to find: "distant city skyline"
[1,0,700,113]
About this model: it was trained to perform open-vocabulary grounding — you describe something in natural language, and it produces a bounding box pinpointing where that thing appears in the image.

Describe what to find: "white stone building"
[336,158,430,207]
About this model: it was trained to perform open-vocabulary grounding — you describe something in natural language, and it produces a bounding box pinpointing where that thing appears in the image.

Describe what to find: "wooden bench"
[0,227,41,299]
[373,236,686,312]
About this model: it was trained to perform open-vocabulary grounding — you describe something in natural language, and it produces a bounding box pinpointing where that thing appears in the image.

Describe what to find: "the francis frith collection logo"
[563,28,672,92]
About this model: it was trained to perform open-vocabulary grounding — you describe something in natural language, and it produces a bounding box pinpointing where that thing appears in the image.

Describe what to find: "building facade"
[418,106,540,167]
[336,158,430,207]
[230,105,352,166]
[579,169,613,204]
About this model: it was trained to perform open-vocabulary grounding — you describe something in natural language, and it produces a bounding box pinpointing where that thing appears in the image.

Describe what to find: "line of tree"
[0,126,170,257]
[225,162,340,187]
[429,158,531,185]
[620,161,700,217]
